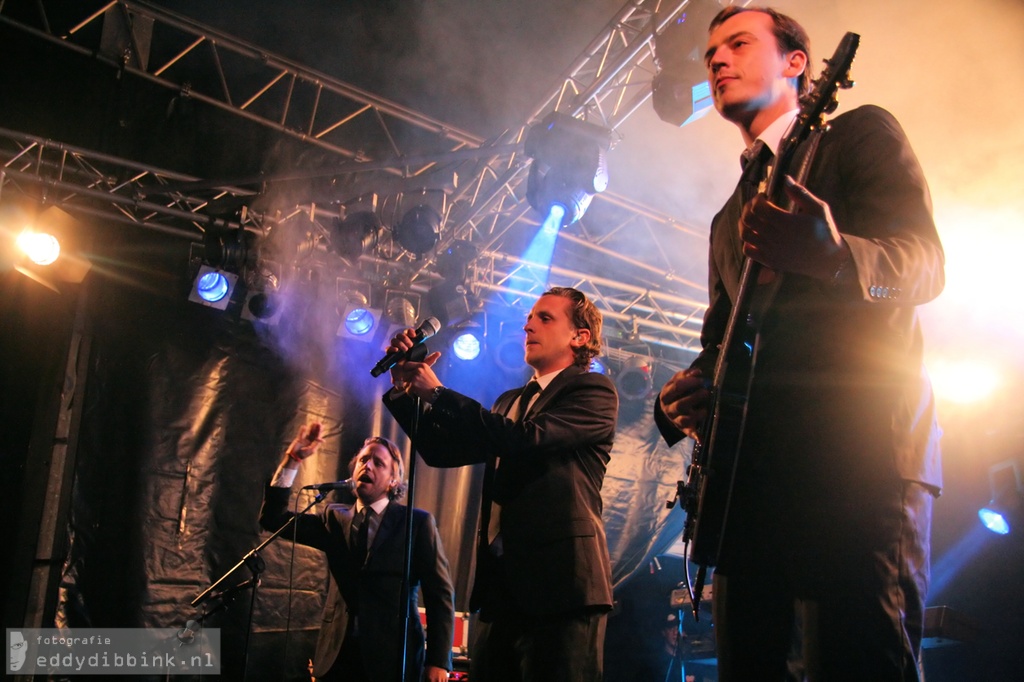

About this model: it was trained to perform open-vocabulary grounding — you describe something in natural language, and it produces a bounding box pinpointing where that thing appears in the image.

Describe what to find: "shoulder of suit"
[827,104,901,133]
[411,507,437,521]
[389,505,438,527]
[573,367,617,389]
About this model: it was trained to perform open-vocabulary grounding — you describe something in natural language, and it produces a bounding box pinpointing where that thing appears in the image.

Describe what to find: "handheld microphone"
[177,620,199,644]
[370,317,441,377]
[302,478,355,493]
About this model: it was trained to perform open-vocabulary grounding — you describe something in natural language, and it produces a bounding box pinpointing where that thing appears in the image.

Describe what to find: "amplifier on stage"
[419,607,471,657]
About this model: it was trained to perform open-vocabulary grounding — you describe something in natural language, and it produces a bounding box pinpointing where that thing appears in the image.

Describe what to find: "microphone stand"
[191,492,328,679]
[397,342,428,682]
[397,396,421,682]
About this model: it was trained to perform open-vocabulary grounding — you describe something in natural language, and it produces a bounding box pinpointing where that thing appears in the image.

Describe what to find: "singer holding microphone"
[259,425,455,682]
[383,286,618,682]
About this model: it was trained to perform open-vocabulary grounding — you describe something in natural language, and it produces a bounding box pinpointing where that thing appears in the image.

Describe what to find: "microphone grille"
[422,317,441,337]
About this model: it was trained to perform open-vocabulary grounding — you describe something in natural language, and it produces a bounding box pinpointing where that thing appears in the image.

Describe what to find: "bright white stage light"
[17,230,61,265]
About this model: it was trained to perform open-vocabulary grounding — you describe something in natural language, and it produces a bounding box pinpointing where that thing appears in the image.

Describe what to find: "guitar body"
[677,32,861,614]
[684,262,761,566]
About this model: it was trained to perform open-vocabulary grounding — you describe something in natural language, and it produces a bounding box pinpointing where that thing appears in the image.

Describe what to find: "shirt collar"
[751,108,799,158]
[531,366,568,391]
[355,496,390,516]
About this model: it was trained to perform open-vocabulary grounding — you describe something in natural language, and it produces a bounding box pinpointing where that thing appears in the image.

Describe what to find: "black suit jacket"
[259,489,455,680]
[383,365,618,617]
[656,105,944,583]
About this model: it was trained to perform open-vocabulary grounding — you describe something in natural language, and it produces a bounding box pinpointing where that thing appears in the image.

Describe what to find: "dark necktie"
[487,380,543,547]
[514,380,541,423]
[739,140,773,203]
[351,508,372,567]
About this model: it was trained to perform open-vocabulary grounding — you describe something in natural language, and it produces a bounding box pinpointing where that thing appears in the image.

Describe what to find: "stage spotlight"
[188,264,238,310]
[452,331,482,361]
[437,240,479,282]
[9,206,92,286]
[493,324,527,374]
[589,358,609,375]
[978,461,1024,536]
[340,304,380,337]
[652,0,722,127]
[330,210,382,261]
[394,204,441,257]
[427,279,472,327]
[347,308,373,335]
[242,262,284,325]
[524,111,611,226]
[450,320,485,362]
[245,292,280,320]
[203,226,258,272]
[617,356,653,401]
[16,229,61,265]
[385,292,419,327]
[336,277,371,314]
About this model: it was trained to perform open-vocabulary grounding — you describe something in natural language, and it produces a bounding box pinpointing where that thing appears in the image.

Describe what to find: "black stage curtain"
[45,274,690,680]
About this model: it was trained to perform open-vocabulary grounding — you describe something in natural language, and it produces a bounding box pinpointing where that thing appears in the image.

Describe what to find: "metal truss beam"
[0,0,709,358]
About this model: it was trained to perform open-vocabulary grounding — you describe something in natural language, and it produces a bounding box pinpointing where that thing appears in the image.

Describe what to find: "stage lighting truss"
[525,112,611,227]
[0,1,710,358]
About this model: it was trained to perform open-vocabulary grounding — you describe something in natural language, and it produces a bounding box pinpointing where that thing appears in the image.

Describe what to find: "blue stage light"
[589,358,608,375]
[524,111,610,226]
[345,307,377,336]
[977,461,1023,536]
[197,271,230,303]
[978,508,1010,535]
[452,332,482,361]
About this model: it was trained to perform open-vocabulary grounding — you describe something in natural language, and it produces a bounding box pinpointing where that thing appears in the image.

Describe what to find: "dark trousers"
[470,607,608,682]
[712,481,933,682]
[318,635,367,682]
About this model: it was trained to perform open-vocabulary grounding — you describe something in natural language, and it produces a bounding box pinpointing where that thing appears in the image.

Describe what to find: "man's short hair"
[348,436,408,500]
[543,286,603,368]
[709,5,813,96]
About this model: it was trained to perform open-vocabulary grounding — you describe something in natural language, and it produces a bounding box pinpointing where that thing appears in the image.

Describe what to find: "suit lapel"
[496,390,519,419]
[524,365,582,419]
[342,505,357,548]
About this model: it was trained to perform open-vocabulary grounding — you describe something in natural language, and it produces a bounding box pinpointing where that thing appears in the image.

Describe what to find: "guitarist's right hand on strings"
[658,368,709,442]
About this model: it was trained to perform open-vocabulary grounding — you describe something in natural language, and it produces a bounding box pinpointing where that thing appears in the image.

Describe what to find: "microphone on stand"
[301,479,355,493]
[177,620,199,644]
[370,317,441,377]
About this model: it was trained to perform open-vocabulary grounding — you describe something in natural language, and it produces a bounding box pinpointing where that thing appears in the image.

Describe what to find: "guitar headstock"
[799,32,860,128]
[766,32,860,201]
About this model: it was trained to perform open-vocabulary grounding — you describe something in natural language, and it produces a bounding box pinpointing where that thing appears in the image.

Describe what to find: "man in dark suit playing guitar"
[383,287,618,681]
[654,6,944,681]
